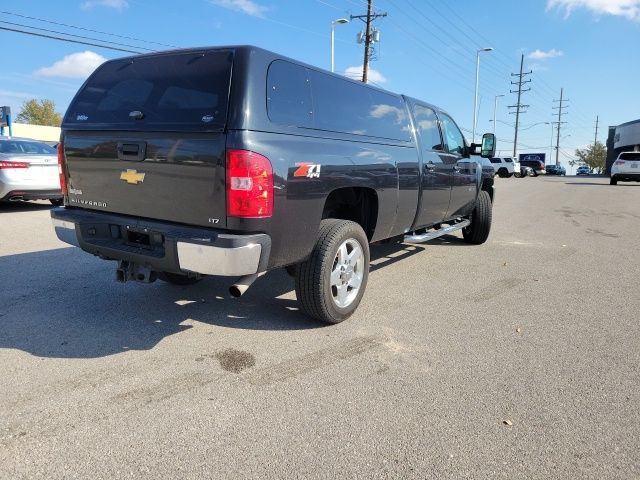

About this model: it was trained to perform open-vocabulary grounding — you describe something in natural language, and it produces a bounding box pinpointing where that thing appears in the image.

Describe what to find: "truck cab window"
[412,104,443,151]
[439,113,466,156]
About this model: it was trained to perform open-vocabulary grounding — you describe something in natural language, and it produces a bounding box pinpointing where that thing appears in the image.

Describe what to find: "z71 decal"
[293,163,321,178]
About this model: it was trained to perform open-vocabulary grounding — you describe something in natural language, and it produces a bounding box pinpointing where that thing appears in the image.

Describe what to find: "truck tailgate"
[64,131,226,228]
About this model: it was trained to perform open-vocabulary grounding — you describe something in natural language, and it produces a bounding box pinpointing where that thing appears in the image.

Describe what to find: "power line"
[1,10,178,48]
[0,20,154,52]
[0,25,143,54]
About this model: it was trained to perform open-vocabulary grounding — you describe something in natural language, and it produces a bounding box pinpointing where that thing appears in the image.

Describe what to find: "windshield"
[0,140,56,154]
[64,50,233,131]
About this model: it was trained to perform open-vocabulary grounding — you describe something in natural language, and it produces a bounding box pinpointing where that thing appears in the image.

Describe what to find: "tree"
[575,141,607,174]
[16,99,62,127]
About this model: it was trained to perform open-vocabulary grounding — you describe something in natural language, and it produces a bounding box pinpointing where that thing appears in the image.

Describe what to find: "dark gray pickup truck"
[52,45,496,324]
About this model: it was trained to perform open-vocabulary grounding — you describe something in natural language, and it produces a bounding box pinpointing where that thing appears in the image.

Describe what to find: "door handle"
[117,142,147,162]
[453,164,461,172]
[425,162,435,172]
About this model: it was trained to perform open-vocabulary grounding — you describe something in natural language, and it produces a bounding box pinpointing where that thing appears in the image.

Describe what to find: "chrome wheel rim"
[330,238,364,308]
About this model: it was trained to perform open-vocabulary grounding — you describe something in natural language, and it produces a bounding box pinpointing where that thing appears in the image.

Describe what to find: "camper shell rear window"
[63,50,233,131]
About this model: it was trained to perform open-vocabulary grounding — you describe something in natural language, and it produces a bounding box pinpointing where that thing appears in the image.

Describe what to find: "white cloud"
[527,48,564,60]
[344,65,387,84]
[80,0,128,10]
[209,0,268,17]
[36,51,107,79]
[547,0,640,22]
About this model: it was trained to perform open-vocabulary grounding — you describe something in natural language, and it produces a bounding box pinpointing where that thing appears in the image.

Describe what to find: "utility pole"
[508,54,531,157]
[351,0,387,83]
[594,115,599,148]
[553,88,569,166]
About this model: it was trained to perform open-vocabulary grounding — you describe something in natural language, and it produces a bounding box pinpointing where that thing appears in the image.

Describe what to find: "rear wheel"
[610,177,617,185]
[295,219,369,324]
[462,190,492,245]
[157,272,202,285]
[285,264,298,277]
[498,168,508,178]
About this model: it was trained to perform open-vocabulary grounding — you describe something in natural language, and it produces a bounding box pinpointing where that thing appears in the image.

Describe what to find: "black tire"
[610,177,617,185]
[514,172,522,178]
[498,168,508,178]
[157,272,202,285]
[285,264,298,277]
[507,172,514,178]
[49,198,63,207]
[462,190,492,245]
[295,219,370,324]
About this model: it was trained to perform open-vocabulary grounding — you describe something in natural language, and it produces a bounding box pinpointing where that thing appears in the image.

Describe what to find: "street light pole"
[473,47,493,143]
[331,18,349,73]
[493,94,504,136]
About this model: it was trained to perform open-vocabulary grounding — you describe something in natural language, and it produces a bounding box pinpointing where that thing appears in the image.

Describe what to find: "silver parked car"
[0,137,62,205]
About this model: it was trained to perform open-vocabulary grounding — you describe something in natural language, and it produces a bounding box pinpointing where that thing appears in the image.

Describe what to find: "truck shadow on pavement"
[0,201,53,213]
[0,242,425,359]
[563,182,608,186]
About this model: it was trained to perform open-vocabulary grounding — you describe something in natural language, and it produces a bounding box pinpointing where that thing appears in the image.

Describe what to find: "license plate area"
[127,230,151,247]
[79,223,165,258]
[124,227,164,251]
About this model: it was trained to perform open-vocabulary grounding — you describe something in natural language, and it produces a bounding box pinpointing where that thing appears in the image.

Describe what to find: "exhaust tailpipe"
[9,196,24,202]
[229,272,265,298]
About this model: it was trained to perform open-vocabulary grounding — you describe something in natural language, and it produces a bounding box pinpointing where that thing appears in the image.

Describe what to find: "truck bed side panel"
[226,130,419,268]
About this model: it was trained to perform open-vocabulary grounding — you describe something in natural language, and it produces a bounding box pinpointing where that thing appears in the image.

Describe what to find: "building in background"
[606,119,640,174]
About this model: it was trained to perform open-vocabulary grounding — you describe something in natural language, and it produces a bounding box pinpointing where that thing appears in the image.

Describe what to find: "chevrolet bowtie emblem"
[120,169,145,185]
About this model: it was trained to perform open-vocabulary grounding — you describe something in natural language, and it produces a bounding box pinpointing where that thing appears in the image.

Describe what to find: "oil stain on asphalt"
[215,349,256,373]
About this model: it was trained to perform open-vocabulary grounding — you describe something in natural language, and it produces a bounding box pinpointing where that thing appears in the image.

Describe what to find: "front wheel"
[295,219,370,324]
[462,190,492,245]
[514,172,522,178]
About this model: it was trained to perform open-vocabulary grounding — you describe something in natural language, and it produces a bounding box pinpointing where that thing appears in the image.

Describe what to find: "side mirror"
[480,133,496,158]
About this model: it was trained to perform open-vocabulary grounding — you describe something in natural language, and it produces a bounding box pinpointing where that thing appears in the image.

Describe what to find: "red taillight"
[226,149,273,218]
[57,142,68,196]
[0,161,29,169]
[615,160,625,166]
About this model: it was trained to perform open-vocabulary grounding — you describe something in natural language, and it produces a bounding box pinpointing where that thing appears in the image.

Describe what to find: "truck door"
[409,103,451,229]
[438,113,478,219]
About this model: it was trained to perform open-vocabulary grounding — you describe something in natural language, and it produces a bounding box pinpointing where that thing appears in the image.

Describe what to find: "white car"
[489,157,521,178]
[0,137,62,205]
[610,152,640,185]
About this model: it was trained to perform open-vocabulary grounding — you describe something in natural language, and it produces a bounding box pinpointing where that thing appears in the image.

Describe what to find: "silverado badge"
[120,169,145,185]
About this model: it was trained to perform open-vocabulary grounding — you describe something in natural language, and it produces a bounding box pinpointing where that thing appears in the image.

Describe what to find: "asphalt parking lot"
[1,175,638,479]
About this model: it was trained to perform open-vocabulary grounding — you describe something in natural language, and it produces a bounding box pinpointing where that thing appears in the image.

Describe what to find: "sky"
[1,0,639,172]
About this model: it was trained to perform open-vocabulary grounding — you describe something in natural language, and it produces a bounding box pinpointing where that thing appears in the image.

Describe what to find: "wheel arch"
[322,187,379,241]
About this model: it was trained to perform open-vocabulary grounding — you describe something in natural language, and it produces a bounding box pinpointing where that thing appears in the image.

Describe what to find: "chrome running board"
[404,219,471,244]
